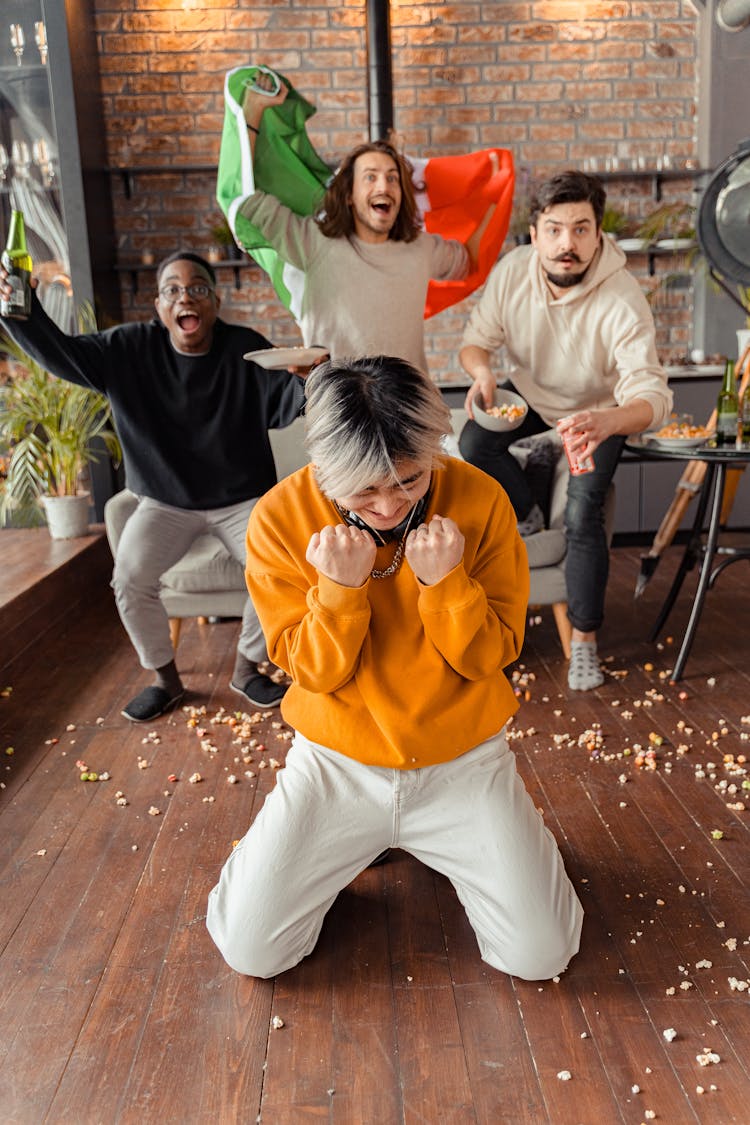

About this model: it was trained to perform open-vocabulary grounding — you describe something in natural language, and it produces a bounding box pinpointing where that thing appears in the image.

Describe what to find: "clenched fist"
[306,523,376,588]
[405,515,464,585]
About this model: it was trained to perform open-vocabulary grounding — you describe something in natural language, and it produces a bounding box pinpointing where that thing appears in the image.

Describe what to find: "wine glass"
[11,139,31,176]
[33,138,53,186]
[34,21,47,65]
[10,23,24,66]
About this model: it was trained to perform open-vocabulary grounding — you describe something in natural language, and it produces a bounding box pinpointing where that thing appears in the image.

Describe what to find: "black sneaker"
[230,672,287,708]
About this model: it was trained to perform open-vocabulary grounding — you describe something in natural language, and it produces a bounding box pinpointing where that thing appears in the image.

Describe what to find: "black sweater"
[4,295,306,509]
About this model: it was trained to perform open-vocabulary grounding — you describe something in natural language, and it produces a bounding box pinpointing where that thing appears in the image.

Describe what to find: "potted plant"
[635,201,696,249]
[601,204,630,239]
[207,213,243,261]
[0,316,121,537]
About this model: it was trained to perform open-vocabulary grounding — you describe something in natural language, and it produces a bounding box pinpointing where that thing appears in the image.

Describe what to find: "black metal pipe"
[366,0,393,140]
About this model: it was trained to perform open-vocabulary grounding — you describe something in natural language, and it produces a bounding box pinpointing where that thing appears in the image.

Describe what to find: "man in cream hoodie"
[458,170,672,691]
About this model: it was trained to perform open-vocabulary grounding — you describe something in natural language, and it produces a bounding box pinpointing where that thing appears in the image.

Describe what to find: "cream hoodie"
[462,235,672,429]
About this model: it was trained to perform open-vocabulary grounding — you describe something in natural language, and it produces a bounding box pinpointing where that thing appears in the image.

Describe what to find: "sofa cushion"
[522,528,567,569]
[161,535,245,593]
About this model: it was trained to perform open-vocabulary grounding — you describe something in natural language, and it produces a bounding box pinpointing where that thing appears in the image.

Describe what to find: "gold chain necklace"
[333,500,422,579]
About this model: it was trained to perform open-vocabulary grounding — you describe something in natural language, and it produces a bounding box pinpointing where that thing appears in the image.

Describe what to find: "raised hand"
[405,515,465,585]
[0,263,37,302]
[306,523,377,588]
[241,67,288,129]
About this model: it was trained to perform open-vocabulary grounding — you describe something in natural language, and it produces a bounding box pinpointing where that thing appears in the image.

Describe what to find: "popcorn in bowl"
[653,412,713,441]
[473,389,528,433]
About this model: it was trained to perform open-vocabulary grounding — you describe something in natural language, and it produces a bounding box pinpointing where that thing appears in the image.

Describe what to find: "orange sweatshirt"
[245,458,529,769]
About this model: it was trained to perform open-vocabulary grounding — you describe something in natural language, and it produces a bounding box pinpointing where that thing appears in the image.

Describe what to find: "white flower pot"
[40,492,91,539]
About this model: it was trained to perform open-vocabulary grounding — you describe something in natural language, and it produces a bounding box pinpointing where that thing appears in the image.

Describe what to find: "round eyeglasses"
[158,283,214,303]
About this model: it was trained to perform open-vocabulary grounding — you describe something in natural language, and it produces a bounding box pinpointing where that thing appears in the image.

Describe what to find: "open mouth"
[177,311,201,333]
[370,199,394,217]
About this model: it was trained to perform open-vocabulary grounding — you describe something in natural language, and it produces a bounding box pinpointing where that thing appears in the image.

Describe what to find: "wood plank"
[0,528,113,675]
[436,881,548,1123]
[47,622,271,1123]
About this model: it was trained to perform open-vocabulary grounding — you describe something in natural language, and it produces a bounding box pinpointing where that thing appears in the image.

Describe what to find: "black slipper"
[229,673,287,708]
[121,685,184,723]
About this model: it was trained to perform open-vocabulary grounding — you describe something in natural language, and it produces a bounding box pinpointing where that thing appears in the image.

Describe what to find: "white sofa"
[104,410,578,655]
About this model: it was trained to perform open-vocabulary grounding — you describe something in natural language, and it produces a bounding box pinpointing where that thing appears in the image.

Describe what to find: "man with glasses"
[0,251,305,720]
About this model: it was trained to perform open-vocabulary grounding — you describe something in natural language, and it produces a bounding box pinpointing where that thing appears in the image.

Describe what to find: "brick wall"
[93,0,701,378]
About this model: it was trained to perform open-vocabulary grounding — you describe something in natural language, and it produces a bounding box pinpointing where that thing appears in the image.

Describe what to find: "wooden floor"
[1,537,749,1124]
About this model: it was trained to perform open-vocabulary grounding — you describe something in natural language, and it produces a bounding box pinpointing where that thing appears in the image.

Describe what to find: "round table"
[625,437,750,681]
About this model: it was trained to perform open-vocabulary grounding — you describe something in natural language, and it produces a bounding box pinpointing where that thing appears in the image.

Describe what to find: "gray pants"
[112,495,265,671]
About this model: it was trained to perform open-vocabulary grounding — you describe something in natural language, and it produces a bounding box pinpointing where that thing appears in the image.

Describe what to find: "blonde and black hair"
[304,356,451,498]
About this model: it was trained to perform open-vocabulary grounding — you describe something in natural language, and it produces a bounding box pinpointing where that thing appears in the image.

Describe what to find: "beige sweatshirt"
[462,235,673,428]
[239,192,468,374]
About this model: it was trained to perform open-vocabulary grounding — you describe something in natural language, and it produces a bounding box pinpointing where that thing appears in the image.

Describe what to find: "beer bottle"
[715,359,738,445]
[0,209,33,319]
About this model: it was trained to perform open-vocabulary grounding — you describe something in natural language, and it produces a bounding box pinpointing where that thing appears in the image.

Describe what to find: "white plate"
[243,345,329,369]
[644,432,713,450]
[654,238,695,251]
[617,238,651,252]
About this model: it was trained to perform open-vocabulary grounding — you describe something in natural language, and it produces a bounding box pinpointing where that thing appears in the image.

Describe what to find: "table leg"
[669,463,726,682]
[649,462,716,642]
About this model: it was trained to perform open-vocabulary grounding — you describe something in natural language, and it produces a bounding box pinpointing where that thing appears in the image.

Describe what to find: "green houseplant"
[0,313,121,535]
[600,204,630,238]
[635,201,696,246]
[206,213,242,260]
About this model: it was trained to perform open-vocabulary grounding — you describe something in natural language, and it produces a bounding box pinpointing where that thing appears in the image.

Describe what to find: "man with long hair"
[207,355,583,980]
[235,78,490,374]
[457,170,672,691]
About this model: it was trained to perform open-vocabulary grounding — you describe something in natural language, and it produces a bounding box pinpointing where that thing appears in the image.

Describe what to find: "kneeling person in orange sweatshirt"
[207,355,583,980]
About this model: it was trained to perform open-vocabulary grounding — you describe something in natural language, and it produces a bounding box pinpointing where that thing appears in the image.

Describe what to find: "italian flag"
[217,65,515,320]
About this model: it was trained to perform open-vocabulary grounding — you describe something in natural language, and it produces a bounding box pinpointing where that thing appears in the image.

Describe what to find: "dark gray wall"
[694,0,750,358]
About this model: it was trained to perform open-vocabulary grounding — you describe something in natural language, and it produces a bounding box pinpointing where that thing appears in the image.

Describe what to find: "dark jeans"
[458,410,624,633]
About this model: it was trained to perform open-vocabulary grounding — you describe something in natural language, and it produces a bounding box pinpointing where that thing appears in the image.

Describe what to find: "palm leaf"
[0,301,122,523]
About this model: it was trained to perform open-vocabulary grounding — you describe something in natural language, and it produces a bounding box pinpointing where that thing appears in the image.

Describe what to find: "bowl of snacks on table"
[645,414,715,449]
[472,388,528,432]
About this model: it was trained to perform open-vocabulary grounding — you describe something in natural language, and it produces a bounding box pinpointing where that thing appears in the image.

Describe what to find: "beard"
[543,250,595,290]
[544,263,591,289]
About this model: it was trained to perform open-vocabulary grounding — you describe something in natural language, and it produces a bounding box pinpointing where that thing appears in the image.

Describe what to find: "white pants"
[206,730,583,980]
[112,495,265,670]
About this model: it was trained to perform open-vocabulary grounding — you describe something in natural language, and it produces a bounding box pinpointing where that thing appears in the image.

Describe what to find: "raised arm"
[464,204,497,271]
[241,71,288,159]
[0,268,108,394]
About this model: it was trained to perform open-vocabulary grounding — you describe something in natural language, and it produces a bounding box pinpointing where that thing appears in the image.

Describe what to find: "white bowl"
[472,389,528,432]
